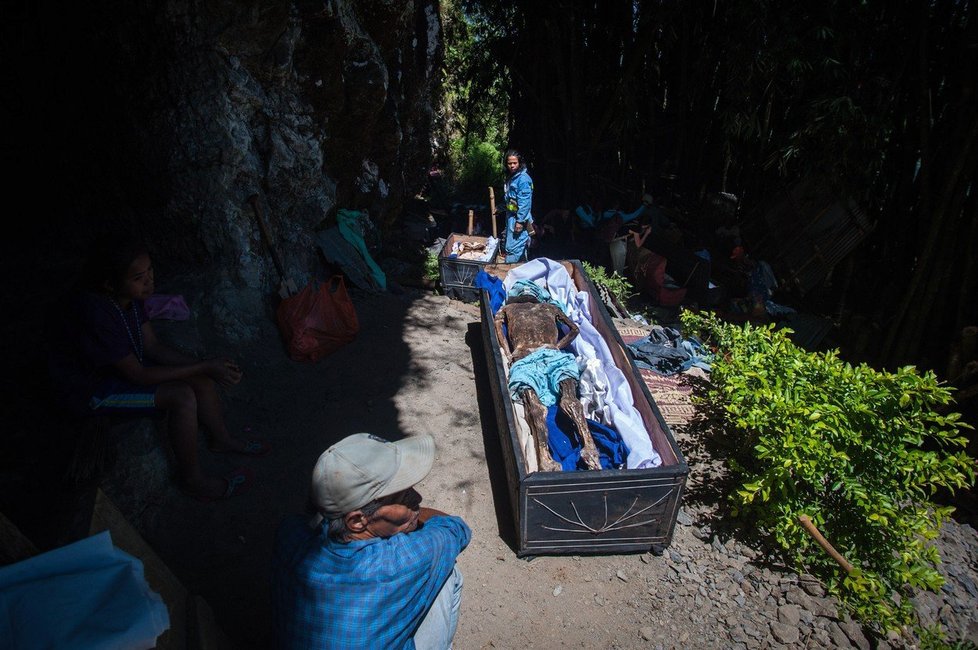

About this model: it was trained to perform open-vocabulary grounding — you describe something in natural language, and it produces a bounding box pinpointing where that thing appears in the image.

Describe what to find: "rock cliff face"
[8,0,441,341]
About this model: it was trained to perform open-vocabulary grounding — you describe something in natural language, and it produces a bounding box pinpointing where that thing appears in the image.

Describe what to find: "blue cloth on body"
[503,258,662,469]
[507,280,568,314]
[545,405,628,471]
[508,348,580,407]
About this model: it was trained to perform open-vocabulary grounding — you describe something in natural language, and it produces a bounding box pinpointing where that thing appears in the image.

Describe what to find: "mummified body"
[493,296,600,472]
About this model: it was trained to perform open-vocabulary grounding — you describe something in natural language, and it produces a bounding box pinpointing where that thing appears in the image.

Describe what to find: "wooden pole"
[489,187,497,239]
[467,209,474,236]
[798,515,855,574]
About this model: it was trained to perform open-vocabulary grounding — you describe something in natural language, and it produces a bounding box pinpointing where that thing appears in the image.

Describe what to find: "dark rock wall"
[5,0,442,342]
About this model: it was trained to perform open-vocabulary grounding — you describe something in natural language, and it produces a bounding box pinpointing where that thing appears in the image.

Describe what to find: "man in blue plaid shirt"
[272,433,471,649]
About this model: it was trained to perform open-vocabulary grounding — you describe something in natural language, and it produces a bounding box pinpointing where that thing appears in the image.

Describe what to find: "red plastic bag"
[275,276,359,361]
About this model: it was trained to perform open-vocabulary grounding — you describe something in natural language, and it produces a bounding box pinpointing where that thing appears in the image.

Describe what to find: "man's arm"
[418,507,448,523]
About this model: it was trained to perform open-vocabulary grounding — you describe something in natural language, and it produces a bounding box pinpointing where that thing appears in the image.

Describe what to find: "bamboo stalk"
[489,187,497,239]
[467,209,474,236]
[798,515,855,574]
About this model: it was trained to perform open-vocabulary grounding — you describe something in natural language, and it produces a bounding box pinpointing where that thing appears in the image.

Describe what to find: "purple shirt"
[48,293,147,413]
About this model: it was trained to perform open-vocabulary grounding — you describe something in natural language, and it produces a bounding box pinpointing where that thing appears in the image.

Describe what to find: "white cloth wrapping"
[482,236,499,262]
[503,258,662,468]
[578,356,612,423]
[0,530,170,650]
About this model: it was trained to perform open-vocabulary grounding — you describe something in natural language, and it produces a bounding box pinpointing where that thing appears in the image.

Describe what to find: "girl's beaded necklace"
[109,298,144,363]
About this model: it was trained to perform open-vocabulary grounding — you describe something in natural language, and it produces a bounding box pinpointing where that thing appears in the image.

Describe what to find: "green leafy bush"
[681,310,976,636]
[423,250,440,283]
[446,138,503,201]
[581,260,634,307]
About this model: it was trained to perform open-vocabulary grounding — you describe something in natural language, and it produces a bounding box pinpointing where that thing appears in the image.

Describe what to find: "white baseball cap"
[311,433,435,518]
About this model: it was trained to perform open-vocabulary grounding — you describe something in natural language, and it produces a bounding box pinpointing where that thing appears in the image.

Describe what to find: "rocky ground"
[91,284,978,649]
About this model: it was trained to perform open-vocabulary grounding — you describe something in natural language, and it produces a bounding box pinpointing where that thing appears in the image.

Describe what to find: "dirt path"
[143,290,499,647]
[139,288,978,650]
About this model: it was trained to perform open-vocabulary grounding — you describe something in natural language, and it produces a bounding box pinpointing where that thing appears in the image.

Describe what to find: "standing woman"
[502,149,535,263]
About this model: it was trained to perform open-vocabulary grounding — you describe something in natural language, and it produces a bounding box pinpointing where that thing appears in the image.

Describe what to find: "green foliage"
[423,250,440,283]
[439,1,509,203]
[681,310,977,637]
[581,261,634,307]
[446,138,504,200]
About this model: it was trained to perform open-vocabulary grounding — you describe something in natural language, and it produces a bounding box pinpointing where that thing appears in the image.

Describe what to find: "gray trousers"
[413,565,464,650]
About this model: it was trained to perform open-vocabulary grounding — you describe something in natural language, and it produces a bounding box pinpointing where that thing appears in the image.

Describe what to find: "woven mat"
[616,325,652,339]
[615,323,702,429]
[638,369,698,428]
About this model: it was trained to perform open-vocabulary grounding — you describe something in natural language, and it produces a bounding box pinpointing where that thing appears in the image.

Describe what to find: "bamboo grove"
[444,0,977,374]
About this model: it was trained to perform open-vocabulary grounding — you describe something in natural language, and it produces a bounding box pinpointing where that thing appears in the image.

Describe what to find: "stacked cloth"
[626,327,712,376]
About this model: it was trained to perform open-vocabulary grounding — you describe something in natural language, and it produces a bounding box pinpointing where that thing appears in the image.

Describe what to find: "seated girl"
[48,236,268,501]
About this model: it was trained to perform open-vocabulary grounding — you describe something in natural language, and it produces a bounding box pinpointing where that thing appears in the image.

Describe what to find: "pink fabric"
[143,294,190,321]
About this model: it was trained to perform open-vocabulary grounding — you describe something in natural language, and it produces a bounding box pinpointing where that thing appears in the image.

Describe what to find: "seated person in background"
[272,433,471,650]
[624,224,655,279]
[624,222,712,306]
[47,235,267,501]
[639,193,683,247]
[634,195,712,304]
[537,207,572,240]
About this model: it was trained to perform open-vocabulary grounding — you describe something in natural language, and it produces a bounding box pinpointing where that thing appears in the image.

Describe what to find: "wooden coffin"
[479,260,688,556]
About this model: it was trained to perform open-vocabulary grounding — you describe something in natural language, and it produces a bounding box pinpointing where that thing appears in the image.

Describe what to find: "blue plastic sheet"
[0,530,169,649]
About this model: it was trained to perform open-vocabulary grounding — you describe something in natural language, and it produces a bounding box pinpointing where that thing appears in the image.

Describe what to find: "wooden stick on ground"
[798,514,855,574]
